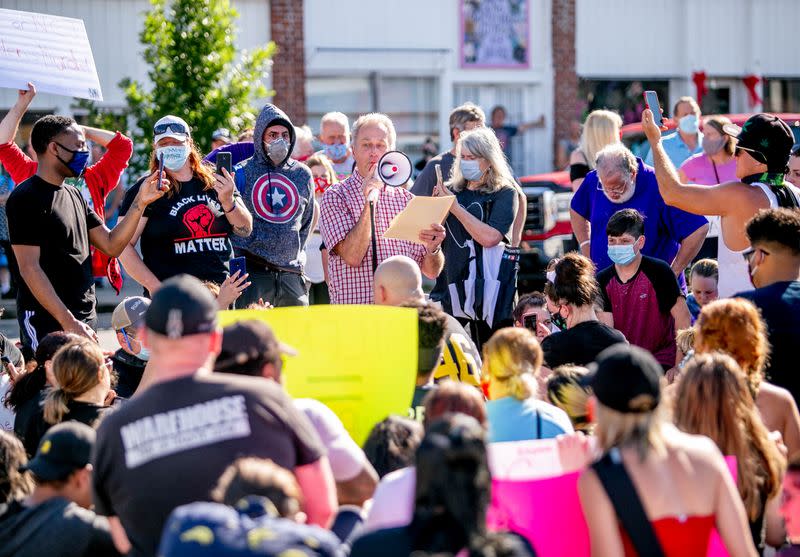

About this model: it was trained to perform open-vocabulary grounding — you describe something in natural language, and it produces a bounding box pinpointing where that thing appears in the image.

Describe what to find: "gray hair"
[595,144,637,180]
[449,102,486,140]
[351,113,397,151]
[320,112,350,134]
[448,127,516,194]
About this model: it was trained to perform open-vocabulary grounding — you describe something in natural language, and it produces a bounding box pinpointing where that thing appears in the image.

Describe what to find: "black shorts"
[18,308,96,352]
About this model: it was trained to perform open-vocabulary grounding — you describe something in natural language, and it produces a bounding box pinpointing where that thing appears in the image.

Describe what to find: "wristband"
[221,200,236,214]
[579,239,591,248]
[427,246,441,256]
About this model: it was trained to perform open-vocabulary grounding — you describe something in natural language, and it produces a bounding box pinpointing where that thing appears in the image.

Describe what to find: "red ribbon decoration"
[692,71,708,106]
[743,75,762,108]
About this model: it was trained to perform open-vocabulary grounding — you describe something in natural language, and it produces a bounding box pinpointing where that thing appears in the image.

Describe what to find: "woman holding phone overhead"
[118,116,253,295]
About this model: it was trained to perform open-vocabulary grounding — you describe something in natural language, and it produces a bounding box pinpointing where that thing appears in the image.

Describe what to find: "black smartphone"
[229,256,246,278]
[156,152,167,191]
[216,151,232,176]
[644,90,663,127]
[523,313,537,332]
[0,355,11,366]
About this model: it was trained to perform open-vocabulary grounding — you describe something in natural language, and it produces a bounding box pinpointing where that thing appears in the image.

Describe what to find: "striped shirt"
[320,170,426,304]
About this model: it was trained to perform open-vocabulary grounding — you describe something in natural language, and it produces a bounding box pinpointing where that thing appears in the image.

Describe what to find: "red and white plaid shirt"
[320,170,427,304]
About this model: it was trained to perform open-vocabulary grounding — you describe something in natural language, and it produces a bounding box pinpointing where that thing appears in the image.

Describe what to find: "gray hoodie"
[233,104,314,273]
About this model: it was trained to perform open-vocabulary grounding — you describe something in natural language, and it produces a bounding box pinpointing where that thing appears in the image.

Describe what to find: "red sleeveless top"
[621,515,716,557]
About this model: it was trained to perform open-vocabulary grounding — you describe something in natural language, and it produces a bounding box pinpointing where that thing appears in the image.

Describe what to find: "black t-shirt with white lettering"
[120,176,234,285]
[7,176,103,322]
[91,373,325,557]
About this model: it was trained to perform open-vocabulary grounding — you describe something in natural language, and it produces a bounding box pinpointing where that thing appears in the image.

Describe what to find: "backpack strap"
[591,450,667,557]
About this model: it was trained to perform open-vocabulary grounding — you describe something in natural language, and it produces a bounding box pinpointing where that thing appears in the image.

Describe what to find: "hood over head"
[254,104,296,168]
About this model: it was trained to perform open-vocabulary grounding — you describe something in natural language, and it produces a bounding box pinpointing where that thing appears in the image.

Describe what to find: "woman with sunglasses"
[118,116,253,295]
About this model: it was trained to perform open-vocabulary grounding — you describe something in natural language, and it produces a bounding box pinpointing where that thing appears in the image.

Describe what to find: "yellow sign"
[218,305,418,445]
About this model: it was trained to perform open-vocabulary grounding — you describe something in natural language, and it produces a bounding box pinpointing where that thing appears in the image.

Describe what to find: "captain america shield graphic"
[251,173,300,224]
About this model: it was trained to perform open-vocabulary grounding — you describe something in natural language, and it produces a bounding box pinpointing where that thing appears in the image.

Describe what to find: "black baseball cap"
[215,320,297,374]
[22,422,95,480]
[582,344,662,414]
[145,274,218,339]
[723,114,795,172]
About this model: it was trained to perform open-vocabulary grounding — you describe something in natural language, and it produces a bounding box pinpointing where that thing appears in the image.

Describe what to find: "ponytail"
[43,388,70,425]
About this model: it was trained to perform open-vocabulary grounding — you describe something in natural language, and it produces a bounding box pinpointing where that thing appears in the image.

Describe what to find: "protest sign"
[460,0,529,68]
[486,439,737,557]
[0,8,103,100]
[219,305,418,445]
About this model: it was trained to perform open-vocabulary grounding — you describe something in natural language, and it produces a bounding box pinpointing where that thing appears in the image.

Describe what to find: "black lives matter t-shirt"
[7,176,102,322]
[92,373,324,557]
[120,176,233,285]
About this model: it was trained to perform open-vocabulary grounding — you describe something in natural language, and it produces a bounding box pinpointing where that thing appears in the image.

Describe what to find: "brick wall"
[270,0,307,124]
[551,0,579,169]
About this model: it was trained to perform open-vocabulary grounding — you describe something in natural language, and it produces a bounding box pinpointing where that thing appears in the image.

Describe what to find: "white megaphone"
[376,151,412,187]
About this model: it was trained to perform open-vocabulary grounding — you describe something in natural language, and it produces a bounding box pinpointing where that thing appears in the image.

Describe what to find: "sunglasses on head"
[153,122,188,136]
[735,146,768,165]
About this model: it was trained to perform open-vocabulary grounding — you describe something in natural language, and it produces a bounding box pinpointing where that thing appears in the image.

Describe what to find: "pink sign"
[486,450,738,557]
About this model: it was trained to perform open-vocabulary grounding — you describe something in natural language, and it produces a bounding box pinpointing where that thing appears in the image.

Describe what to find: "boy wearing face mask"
[232,104,316,307]
[597,209,691,371]
[645,96,704,168]
[109,297,150,399]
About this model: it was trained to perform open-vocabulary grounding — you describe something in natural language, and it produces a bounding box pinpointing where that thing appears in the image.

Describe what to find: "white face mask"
[156,145,190,171]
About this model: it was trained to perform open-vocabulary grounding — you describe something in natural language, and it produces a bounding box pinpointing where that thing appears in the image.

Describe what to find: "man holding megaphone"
[320,113,445,305]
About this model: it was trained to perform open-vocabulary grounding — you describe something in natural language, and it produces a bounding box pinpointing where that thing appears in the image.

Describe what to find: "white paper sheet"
[383,194,454,244]
[0,8,103,101]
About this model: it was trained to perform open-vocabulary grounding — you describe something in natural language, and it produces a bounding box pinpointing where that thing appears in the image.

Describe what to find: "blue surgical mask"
[607,243,637,265]
[135,347,150,362]
[156,145,190,171]
[323,143,348,161]
[679,114,699,135]
[55,142,90,178]
[461,159,483,181]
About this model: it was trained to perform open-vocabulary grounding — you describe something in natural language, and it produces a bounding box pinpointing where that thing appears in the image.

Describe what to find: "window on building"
[579,79,669,124]
[306,75,439,163]
[765,78,800,113]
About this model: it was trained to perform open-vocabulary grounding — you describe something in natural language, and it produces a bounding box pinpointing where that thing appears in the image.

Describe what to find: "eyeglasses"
[596,179,629,196]
[153,122,189,136]
[735,146,768,165]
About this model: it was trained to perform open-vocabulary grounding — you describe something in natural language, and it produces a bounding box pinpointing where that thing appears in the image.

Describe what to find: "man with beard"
[570,143,708,290]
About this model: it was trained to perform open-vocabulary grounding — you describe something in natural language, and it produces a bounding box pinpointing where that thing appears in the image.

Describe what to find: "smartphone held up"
[644,90,663,127]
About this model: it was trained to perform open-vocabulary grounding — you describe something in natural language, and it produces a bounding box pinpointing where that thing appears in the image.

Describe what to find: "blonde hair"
[352,113,396,150]
[448,127,517,195]
[43,340,106,425]
[674,352,783,520]
[594,401,665,462]
[695,298,770,396]
[675,327,696,357]
[578,110,623,169]
[482,327,543,400]
[305,153,339,185]
[547,365,592,433]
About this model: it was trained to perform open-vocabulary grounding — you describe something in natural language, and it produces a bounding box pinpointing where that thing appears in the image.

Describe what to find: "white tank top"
[717,182,800,297]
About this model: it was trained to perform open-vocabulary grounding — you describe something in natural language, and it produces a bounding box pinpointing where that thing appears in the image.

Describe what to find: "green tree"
[77,0,274,175]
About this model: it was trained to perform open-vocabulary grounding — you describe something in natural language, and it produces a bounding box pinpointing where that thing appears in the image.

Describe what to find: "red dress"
[621,515,716,557]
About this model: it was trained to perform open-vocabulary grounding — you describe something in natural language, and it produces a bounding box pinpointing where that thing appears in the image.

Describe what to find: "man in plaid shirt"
[320,113,445,304]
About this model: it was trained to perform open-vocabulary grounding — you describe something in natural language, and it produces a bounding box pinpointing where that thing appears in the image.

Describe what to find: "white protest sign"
[0,8,103,101]
[487,439,563,480]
